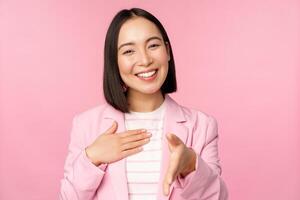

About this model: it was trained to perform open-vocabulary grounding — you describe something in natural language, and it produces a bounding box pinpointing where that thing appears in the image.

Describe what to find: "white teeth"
[137,70,156,78]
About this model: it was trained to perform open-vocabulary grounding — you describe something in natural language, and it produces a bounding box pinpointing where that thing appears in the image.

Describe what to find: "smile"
[135,69,158,81]
[136,69,157,78]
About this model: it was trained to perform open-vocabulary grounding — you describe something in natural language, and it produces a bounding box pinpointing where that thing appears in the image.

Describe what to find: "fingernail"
[164,188,169,196]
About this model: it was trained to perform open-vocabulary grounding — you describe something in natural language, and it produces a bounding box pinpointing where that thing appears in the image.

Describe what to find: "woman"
[60,8,228,200]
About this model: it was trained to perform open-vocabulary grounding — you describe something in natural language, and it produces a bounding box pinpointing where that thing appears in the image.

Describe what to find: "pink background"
[1,0,299,199]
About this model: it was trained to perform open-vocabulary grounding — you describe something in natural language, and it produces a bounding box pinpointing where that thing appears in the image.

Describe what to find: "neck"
[127,90,165,112]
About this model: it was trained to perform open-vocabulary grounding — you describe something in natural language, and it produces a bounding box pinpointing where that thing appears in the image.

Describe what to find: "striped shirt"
[124,100,166,200]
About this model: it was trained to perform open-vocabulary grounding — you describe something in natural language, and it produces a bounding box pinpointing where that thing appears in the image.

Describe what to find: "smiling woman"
[117,17,170,109]
[103,8,177,114]
[59,8,228,200]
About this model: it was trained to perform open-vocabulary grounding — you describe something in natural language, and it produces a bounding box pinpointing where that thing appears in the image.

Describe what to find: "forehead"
[118,17,162,44]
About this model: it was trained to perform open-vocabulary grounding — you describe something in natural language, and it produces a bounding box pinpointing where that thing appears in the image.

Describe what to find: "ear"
[165,41,171,62]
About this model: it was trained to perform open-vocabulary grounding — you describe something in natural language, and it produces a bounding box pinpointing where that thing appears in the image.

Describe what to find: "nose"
[137,49,153,67]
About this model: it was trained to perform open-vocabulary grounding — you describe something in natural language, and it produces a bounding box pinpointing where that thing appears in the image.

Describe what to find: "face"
[117,17,170,96]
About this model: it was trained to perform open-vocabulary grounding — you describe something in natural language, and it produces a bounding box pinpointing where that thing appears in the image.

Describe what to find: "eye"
[122,49,134,55]
[149,44,160,49]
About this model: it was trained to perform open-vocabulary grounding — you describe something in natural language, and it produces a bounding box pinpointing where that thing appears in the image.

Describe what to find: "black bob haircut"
[103,8,177,113]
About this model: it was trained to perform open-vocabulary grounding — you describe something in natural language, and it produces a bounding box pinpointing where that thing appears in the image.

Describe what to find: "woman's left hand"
[163,133,197,196]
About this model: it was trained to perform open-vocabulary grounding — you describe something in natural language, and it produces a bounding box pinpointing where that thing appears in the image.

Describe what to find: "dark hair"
[103,8,177,113]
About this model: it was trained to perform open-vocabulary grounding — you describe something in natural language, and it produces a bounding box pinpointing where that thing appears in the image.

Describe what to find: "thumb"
[104,121,118,134]
[166,133,182,150]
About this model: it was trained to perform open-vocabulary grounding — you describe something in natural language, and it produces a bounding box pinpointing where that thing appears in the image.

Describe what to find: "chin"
[141,89,160,95]
[133,86,161,95]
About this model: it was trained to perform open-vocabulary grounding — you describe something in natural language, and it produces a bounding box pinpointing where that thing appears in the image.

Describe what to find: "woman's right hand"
[85,121,151,166]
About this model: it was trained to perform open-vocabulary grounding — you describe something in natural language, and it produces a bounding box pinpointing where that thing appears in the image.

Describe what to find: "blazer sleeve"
[59,115,106,200]
[176,115,228,200]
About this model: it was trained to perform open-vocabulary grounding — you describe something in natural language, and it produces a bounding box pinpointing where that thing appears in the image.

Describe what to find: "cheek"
[153,49,169,63]
[160,65,169,80]
[118,57,133,74]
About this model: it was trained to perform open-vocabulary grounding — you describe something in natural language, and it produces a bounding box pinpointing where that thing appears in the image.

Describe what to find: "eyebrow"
[118,36,162,50]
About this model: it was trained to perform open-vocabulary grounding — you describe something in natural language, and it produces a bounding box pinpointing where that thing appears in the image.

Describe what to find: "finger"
[120,147,143,158]
[165,160,179,185]
[166,133,182,146]
[163,180,170,196]
[163,171,179,196]
[121,137,150,151]
[119,129,147,138]
[163,167,180,196]
[121,132,152,144]
[104,121,118,134]
[163,162,180,196]
[163,153,181,189]
[162,153,179,196]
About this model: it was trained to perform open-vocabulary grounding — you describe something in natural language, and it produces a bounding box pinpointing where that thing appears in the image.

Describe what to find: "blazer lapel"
[101,105,129,200]
[157,95,188,200]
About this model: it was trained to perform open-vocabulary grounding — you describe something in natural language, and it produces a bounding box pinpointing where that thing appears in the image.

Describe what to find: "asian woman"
[59,7,228,200]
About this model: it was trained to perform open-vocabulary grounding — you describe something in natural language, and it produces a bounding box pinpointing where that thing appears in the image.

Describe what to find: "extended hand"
[163,133,196,196]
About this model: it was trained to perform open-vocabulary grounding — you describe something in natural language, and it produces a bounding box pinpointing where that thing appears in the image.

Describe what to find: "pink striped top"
[124,100,166,200]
